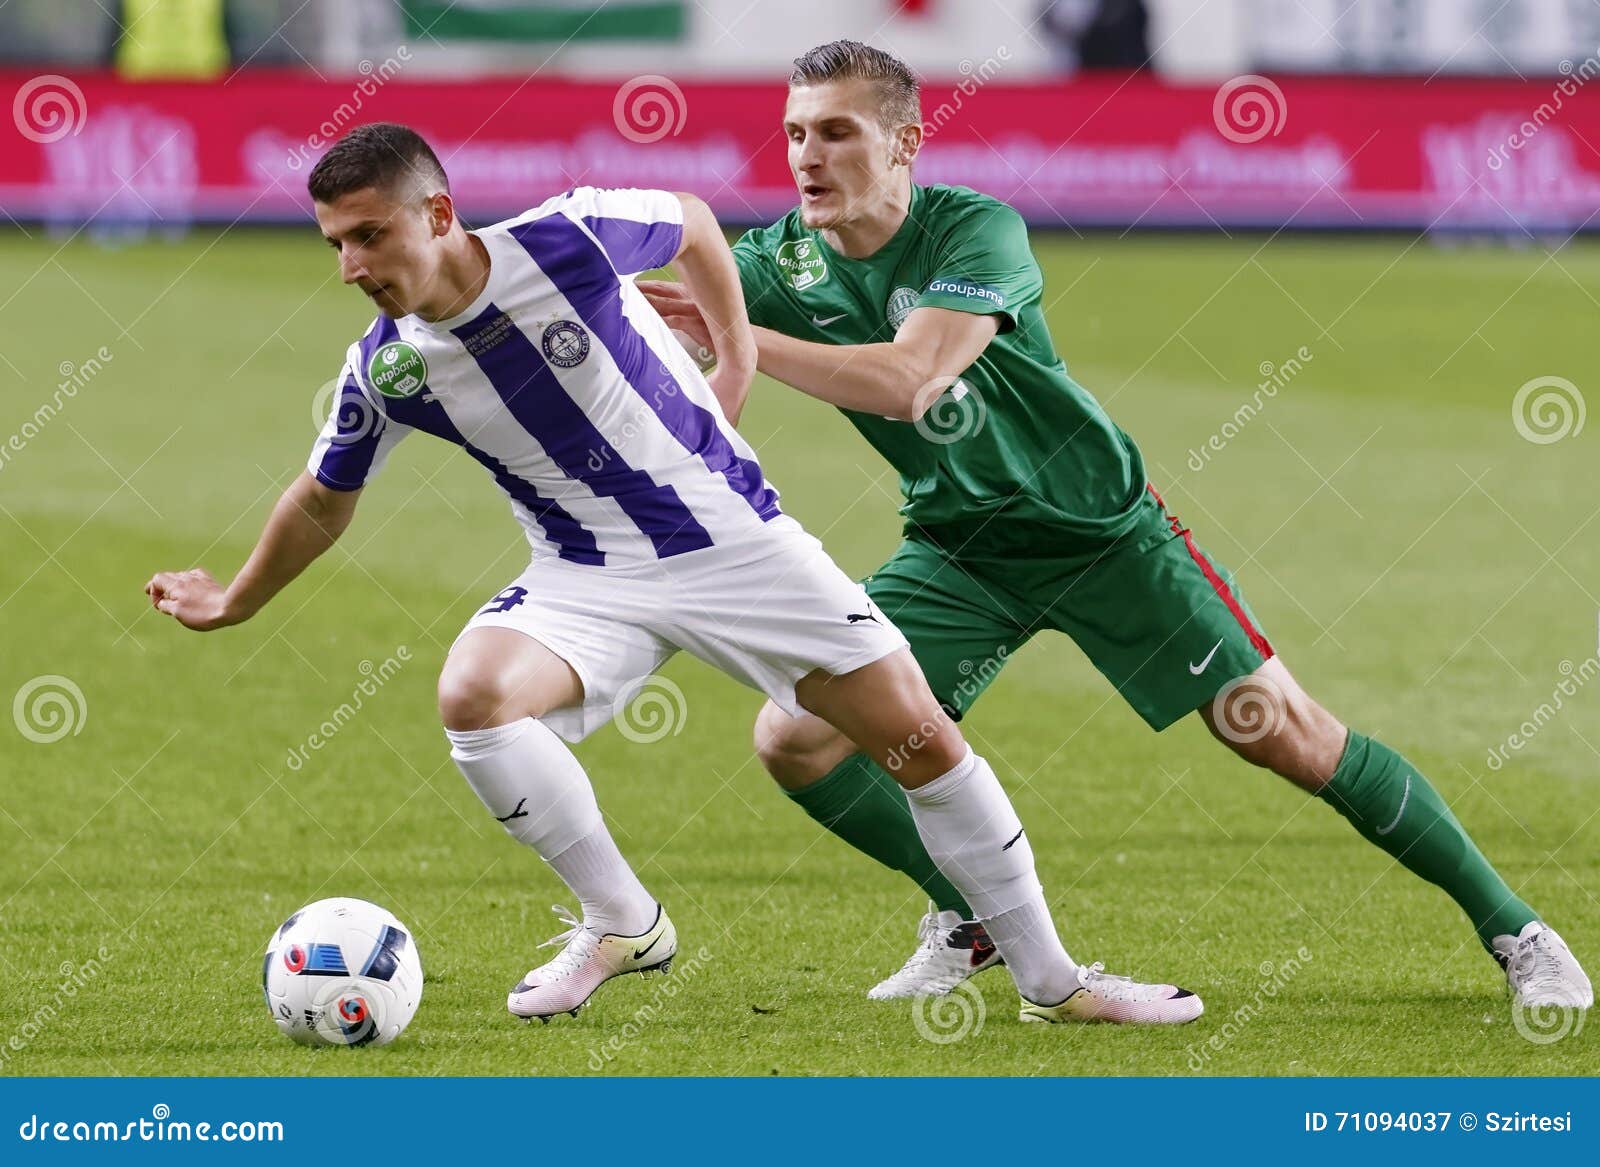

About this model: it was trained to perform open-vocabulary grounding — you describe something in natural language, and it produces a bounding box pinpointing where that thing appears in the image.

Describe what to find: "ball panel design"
[262,897,422,1047]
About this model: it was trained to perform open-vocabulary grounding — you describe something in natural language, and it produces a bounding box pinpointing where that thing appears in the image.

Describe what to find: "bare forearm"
[673,195,756,422]
[225,473,357,620]
[753,327,922,419]
[752,307,1000,421]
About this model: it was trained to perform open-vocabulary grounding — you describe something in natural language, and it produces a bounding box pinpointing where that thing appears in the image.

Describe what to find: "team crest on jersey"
[542,320,591,368]
[887,286,919,334]
[776,238,829,291]
[367,340,428,399]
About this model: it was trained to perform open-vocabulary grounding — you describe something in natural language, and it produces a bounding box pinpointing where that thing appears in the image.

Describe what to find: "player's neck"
[414,231,491,323]
[820,176,913,259]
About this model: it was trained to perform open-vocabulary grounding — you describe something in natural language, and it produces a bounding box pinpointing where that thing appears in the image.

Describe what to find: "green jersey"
[733,183,1150,551]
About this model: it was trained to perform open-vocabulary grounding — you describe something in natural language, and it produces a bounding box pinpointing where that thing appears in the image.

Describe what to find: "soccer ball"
[261,897,423,1047]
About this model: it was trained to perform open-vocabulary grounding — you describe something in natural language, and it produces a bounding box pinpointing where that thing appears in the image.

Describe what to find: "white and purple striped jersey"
[307,186,781,567]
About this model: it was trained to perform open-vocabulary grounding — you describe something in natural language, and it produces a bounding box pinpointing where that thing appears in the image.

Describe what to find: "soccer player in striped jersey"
[642,41,1591,1013]
[144,123,1202,1025]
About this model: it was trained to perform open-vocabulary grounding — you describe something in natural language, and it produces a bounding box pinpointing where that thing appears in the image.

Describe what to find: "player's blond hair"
[789,40,922,133]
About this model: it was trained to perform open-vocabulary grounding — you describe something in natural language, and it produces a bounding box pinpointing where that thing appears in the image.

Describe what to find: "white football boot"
[1492,921,1593,1008]
[867,904,1005,1000]
[1018,960,1204,1024]
[507,904,676,1021]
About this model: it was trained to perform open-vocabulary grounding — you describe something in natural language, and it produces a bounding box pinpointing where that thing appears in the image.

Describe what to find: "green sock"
[786,752,972,917]
[1318,731,1536,947]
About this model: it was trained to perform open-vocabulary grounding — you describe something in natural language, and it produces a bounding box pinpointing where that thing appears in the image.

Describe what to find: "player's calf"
[1206,659,1585,984]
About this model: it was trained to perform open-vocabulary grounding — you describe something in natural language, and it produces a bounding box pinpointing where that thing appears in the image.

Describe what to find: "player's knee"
[437,664,521,732]
[753,703,845,789]
[1214,687,1345,788]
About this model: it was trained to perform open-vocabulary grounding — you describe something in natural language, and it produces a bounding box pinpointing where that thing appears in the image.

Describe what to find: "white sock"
[547,828,657,937]
[447,717,656,936]
[984,900,1078,1006]
[904,748,1078,1004]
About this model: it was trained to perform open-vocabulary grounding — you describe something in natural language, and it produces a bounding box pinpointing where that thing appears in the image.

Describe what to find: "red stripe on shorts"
[1145,483,1274,660]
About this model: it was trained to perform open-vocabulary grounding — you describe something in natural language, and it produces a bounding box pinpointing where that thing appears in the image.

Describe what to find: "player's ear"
[891,121,923,169]
[426,191,456,237]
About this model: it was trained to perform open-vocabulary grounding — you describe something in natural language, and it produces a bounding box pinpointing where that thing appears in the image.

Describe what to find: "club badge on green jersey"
[367,340,429,399]
[887,286,919,333]
[775,238,829,291]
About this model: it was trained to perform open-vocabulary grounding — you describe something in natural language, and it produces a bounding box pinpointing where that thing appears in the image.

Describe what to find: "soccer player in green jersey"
[642,39,1592,1009]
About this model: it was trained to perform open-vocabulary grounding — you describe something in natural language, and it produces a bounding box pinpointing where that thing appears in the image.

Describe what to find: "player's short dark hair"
[789,40,921,132]
[307,122,449,205]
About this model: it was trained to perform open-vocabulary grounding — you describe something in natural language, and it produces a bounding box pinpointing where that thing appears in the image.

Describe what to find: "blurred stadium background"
[3,1,1598,1076]
[5,0,1600,232]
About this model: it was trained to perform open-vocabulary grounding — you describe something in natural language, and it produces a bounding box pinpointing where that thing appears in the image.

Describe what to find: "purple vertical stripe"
[581,214,682,275]
[312,372,385,491]
[450,303,714,559]
[356,312,400,372]
[406,392,605,566]
[354,314,602,565]
[508,216,781,521]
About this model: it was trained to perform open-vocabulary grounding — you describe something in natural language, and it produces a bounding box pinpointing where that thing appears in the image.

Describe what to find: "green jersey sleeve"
[732,230,786,330]
[915,201,1040,333]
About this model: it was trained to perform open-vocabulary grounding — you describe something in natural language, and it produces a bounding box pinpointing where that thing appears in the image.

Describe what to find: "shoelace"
[1079,961,1157,1002]
[527,905,598,983]
[1510,931,1569,996]
[885,909,947,981]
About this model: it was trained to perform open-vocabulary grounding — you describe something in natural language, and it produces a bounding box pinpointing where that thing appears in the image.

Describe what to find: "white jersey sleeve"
[541,186,685,277]
[306,351,413,491]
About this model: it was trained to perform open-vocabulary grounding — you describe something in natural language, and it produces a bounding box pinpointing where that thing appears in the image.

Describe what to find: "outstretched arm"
[144,471,361,631]
[750,307,998,421]
[668,193,757,424]
[638,280,998,422]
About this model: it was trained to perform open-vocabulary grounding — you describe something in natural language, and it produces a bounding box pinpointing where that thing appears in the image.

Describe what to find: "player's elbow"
[295,473,360,539]
[895,361,949,424]
[672,192,714,255]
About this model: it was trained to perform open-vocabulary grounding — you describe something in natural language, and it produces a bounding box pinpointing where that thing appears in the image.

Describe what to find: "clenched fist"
[143,568,240,631]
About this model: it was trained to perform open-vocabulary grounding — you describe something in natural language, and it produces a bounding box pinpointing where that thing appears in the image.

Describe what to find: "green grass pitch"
[1,226,1596,1076]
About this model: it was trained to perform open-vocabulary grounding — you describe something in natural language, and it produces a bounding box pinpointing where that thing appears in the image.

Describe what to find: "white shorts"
[454,515,909,742]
